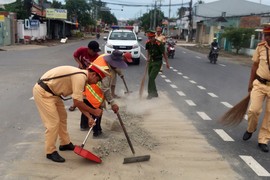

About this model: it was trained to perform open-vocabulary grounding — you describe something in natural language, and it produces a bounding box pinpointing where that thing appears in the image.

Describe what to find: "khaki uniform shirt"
[155,34,166,43]
[252,41,270,80]
[41,66,88,101]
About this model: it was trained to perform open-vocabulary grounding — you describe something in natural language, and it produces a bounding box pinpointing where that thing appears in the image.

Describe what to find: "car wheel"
[133,58,140,65]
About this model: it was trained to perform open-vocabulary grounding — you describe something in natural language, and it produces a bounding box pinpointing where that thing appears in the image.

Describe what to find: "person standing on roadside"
[33,64,110,163]
[145,30,170,99]
[155,27,166,72]
[69,40,101,111]
[242,26,270,153]
[80,50,133,136]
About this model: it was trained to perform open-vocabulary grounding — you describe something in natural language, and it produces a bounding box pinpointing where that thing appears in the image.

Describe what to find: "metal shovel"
[121,76,132,94]
[116,112,150,164]
[74,119,102,163]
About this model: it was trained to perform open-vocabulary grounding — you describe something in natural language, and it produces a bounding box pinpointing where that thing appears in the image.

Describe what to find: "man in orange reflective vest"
[80,50,132,137]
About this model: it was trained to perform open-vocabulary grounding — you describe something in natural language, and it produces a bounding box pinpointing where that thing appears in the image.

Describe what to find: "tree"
[5,0,32,19]
[51,0,63,9]
[222,27,255,54]
[65,0,92,27]
[139,9,164,31]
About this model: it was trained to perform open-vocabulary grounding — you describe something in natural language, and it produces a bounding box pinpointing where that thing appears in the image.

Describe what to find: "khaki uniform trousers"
[33,84,70,154]
[247,79,270,144]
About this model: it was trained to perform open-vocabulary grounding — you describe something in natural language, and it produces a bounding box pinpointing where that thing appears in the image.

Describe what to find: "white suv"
[104,29,142,65]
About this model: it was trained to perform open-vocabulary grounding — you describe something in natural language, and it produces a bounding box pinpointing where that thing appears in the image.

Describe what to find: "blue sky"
[1,0,270,20]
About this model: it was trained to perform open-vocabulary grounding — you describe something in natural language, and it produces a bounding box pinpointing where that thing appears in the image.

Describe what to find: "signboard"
[24,19,39,29]
[46,8,67,20]
[0,15,4,22]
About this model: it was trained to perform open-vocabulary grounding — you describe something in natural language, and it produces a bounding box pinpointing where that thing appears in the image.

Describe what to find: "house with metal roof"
[193,0,270,47]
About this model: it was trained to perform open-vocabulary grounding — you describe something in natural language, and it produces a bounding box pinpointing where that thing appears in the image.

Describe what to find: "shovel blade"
[123,155,150,164]
[74,145,102,163]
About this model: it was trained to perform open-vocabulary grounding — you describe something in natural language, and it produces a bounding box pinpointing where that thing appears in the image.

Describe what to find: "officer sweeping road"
[33,64,110,163]
[243,25,270,153]
[145,30,170,99]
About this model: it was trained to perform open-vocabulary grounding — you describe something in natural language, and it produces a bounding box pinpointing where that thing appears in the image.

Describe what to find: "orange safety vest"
[84,82,104,108]
[92,54,110,70]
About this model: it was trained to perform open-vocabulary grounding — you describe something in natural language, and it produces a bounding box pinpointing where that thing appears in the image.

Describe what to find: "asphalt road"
[0,34,269,179]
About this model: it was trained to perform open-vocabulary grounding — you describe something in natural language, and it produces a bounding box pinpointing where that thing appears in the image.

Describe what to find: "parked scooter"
[209,46,219,64]
[167,39,175,59]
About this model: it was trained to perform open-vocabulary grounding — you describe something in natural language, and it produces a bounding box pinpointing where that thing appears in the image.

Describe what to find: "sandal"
[69,106,76,111]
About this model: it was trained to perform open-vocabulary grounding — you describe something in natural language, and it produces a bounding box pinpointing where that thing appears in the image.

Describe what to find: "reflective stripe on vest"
[84,82,104,108]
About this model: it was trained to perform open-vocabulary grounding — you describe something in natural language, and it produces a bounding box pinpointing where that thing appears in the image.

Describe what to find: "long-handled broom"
[116,112,150,164]
[219,94,250,126]
[139,63,149,99]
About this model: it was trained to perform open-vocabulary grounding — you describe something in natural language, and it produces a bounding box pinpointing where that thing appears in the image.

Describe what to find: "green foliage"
[139,9,164,31]
[51,0,63,9]
[5,0,32,19]
[222,27,255,54]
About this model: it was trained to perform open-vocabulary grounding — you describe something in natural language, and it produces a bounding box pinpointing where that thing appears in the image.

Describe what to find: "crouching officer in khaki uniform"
[243,26,270,152]
[33,64,110,162]
[145,30,170,99]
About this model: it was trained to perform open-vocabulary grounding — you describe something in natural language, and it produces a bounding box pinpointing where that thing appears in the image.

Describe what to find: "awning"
[64,20,77,25]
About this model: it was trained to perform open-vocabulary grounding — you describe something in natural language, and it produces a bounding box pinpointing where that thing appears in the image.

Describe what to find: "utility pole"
[153,1,157,30]
[188,0,193,42]
[167,0,171,36]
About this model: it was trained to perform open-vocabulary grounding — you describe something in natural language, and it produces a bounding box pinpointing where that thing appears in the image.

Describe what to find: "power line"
[102,0,189,7]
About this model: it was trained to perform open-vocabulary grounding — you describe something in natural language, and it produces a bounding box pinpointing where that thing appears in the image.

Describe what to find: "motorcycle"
[167,41,175,59]
[209,46,219,64]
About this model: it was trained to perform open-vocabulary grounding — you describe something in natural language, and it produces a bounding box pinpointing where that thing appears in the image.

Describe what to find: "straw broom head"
[219,94,250,126]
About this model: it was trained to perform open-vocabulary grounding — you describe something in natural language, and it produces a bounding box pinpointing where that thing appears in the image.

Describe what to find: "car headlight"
[133,44,139,49]
[106,43,113,48]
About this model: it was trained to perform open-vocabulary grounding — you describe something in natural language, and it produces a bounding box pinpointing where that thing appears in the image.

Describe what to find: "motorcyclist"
[208,37,219,59]
[167,37,176,57]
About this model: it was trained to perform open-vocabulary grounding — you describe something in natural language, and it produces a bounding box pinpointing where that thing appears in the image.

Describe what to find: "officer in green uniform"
[145,30,170,99]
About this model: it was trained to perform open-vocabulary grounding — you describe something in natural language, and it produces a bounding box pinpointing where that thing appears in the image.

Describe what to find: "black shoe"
[258,143,269,152]
[59,142,75,151]
[93,130,102,137]
[80,127,90,131]
[243,131,252,141]
[46,151,65,163]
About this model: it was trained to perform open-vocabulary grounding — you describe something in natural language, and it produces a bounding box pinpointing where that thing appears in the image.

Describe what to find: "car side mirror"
[103,37,107,41]
[138,37,142,41]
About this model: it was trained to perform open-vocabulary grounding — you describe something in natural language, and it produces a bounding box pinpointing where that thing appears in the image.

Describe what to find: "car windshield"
[109,31,136,40]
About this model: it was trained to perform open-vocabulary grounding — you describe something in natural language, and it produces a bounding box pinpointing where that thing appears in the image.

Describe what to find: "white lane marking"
[29,97,34,100]
[165,79,172,83]
[196,56,201,59]
[197,112,212,120]
[185,100,196,106]
[221,102,233,108]
[208,92,218,98]
[170,84,178,88]
[177,72,183,75]
[244,115,248,121]
[219,64,226,67]
[170,67,173,69]
[240,155,270,177]
[214,129,234,141]
[182,51,186,54]
[160,75,166,78]
[141,52,147,60]
[173,69,178,72]
[183,76,189,79]
[189,80,197,84]
[177,91,186,96]
[197,85,206,90]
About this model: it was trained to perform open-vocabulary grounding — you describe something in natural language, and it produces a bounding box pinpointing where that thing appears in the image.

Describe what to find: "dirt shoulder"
[4,92,243,180]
